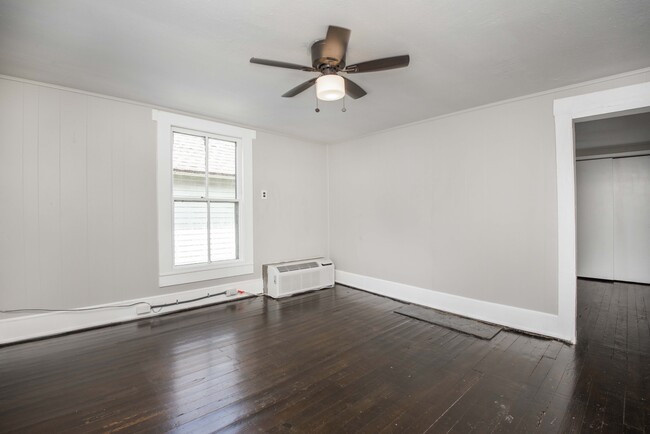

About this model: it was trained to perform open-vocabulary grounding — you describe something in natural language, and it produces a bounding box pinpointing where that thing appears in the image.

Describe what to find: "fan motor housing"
[311,40,345,71]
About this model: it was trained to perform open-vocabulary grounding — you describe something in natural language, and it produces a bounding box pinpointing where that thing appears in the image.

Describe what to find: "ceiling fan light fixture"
[251,25,409,102]
[316,74,345,101]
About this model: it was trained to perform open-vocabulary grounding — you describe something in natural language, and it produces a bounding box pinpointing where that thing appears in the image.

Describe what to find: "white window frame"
[153,110,255,287]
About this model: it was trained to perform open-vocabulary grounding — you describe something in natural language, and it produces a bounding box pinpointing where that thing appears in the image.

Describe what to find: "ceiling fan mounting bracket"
[311,39,345,71]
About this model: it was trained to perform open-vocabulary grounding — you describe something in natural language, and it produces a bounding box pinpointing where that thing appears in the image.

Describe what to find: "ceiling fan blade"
[322,25,351,64]
[282,77,318,97]
[250,58,315,72]
[344,55,410,73]
[343,77,367,99]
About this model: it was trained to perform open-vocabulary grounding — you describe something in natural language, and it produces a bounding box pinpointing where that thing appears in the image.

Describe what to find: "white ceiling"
[1,0,649,143]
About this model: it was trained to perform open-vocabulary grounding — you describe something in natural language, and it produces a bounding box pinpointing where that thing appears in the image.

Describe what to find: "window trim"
[153,110,255,287]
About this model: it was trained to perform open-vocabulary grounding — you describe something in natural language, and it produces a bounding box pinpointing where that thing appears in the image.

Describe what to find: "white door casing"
[554,80,650,343]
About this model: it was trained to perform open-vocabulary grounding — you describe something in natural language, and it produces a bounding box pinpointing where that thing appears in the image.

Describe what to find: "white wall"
[328,70,650,316]
[253,130,329,267]
[2,69,649,341]
[0,77,328,314]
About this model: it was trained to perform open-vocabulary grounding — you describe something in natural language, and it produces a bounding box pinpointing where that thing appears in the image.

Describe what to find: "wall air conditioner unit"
[263,258,335,298]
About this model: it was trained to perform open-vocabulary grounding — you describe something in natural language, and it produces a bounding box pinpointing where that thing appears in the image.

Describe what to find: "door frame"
[553,81,650,343]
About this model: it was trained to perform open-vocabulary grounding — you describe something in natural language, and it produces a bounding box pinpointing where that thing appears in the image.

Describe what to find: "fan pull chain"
[341,95,347,112]
[315,93,320,113]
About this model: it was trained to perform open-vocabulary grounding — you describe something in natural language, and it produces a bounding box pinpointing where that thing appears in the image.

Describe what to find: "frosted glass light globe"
[316,75,345,101]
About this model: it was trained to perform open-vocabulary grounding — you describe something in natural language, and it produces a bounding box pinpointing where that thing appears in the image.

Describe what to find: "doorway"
[553,81,650,343]
[575,111,650,284]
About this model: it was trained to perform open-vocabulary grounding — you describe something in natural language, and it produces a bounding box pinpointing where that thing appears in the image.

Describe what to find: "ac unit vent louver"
[263,258,335,298]
[277,262,320,272]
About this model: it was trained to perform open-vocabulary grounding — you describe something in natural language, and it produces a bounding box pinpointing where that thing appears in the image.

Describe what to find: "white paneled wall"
[0,81,24,304]
[0,80,158,309]
[0,77,328,312]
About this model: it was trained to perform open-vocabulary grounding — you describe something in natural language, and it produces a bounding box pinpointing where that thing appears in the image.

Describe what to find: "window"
[172,130,238,265]
[153,110,255,287]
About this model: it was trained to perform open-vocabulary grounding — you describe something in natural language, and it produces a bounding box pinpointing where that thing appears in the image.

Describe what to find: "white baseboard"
[336,270,571,342]
[0,279,263,345]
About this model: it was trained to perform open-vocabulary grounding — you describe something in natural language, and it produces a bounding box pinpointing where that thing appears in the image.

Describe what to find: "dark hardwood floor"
[0,279,648,433]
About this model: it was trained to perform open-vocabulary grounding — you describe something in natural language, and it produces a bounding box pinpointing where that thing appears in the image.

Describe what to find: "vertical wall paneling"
[252,132,329,267]
[0,80,25,307]
[575,159,614,280]
[0,76,328,318]
[120,104,157,294]
[614,156,650,284]
[37,87,62,306]
[60,91,89,305]
[22,85,40,307]
[112,101,126,301]
[86,97,114,305]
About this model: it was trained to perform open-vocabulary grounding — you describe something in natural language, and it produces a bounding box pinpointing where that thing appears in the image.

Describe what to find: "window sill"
[159,263,254,287]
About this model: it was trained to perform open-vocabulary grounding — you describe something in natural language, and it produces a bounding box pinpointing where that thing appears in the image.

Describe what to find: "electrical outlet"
[136,304,151,315]
[226,288,238,297]
[261,190,268,199]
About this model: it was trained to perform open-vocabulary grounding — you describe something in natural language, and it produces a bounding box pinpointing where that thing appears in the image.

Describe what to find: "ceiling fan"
[250,25,410,103]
